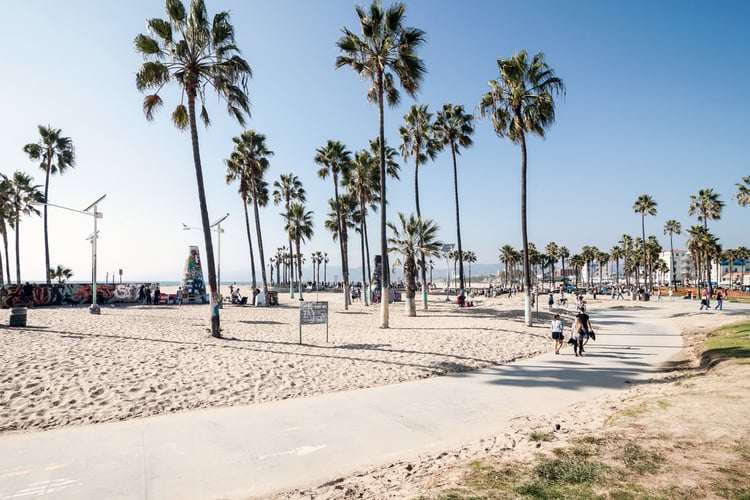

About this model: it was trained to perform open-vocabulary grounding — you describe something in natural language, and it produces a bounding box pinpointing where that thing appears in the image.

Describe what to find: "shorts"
[551,331,562,340]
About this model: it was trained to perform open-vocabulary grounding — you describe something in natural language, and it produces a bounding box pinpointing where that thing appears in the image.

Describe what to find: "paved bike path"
[0,303,688,499]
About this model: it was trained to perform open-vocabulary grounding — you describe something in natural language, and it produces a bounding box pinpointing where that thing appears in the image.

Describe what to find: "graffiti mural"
[2,283,167,308]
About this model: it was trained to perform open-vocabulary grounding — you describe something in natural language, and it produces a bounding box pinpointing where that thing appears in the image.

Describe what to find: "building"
[659,249,693,286]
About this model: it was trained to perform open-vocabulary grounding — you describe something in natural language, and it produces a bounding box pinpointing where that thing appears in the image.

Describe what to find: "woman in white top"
[551,313,564,354]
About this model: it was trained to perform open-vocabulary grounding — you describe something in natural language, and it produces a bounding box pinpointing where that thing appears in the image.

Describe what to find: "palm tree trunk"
[2,228,9,283]
[187,91,220,337]
[669,234,675,289]
[364,215,372,288]
[360,218,369,306]
[43,164,51,285]
[405,254,416,316]
[252,195,268,294]
[519,130,532,326]
[242,196,256,289]
[414,158,428,310]
[451,142,466,293]
[332,177,349,310]
[341,220,350,308]
[377,70,389,328]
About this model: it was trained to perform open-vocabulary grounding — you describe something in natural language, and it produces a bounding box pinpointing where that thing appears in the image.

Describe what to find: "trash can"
[9,307,27,327]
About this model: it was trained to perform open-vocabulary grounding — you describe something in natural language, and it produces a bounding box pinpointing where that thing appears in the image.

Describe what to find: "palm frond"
[171,103,188,129]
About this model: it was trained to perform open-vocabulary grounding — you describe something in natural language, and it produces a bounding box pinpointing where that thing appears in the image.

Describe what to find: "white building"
[659,249,693,286]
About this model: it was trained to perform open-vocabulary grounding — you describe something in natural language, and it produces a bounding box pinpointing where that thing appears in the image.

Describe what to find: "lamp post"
[182,212,229,299]
[38,195,106,314]
[323,253,329,289]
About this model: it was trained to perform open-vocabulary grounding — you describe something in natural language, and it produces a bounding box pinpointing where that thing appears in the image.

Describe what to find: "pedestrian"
[714,292,723,310]
[656,288,662,301]
[145,284,152,305]
[669,288,674,301]
[137,284,145,304]
[548,292,554,311]
[699,296,709,310]
[153,284,161,305]
[551,313,564,354]
[573,306,594,356]
[22,282,34,305]
[176,286,183,306]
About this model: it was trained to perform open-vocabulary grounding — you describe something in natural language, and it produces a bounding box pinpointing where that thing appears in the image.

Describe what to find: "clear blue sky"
[1,0,748,283]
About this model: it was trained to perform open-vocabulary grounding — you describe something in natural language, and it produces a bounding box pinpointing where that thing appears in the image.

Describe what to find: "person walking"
[153,284,161,305]
[176,286,183,306]
[551,314,564,354]
[714,292,723,310]
[548,292,554,311]
[573,306,594,356]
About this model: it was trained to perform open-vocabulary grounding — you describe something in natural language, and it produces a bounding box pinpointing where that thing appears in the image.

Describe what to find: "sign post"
[299,301,328,344]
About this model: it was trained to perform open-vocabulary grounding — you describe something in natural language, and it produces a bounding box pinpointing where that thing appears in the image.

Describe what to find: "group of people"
[137,284,161,305]
[550,306,595,357]
[699,289,724,311]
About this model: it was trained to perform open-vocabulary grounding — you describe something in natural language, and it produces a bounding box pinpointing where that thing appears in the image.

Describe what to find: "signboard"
[299,301,329,344]
[300,301,328,324]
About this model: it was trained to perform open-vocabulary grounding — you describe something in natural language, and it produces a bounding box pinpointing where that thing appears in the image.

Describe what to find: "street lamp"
[38,195,106,314]
[182,212,229,299]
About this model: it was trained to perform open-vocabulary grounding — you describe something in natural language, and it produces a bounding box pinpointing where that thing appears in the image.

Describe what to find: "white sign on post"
[299,301,328,344]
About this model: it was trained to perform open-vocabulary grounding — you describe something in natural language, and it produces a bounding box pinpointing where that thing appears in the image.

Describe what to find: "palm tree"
[23,125,76,285]
[134,0,251,337]
[479,50,565,326]
[387,212,441,316]
[499,245,517,288]
[619,234,634,286]
[344,149,379,306]
[273,174,306,295]
[285,203,314,301]
[609,245,623,286]
[633,195,657,289]
[0,174,12,287]
[558,245,570,289]
[49,264,74,284]
[597,251,610,286]
[736,176,750,206]
[433,103,474,295]
[226,130,273,294]
[663,219,682,289]
[545,242,559,290]
[315,140,353,309]
[570,254,584,288]
[399,104,437,310]
[463,250,477,287]
[689,188,724,295]
[8,172,44,283]
[324,193,358,300]
[336,1,426,328]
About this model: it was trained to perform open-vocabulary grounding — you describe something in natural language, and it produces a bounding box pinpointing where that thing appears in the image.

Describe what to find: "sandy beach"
[1,289,557,434]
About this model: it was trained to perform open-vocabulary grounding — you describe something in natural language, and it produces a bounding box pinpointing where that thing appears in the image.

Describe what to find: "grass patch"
[529,431,554,442]
[533,457,608,483]
[701,321,750,367]
[619,442,663,474]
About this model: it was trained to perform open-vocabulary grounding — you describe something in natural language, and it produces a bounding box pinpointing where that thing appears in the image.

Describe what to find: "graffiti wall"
[2,283,150,309]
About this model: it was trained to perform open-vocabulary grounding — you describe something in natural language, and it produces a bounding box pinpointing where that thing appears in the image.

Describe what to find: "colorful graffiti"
[182,245,206,298]
[1,283,165,309]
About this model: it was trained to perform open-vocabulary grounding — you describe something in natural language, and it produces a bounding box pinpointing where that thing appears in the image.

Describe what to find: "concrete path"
[0,301,712,499]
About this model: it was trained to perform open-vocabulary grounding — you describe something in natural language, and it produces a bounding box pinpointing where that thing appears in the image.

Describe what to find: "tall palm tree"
[686,225,721,296]
[663,219,682,289]
[545,242,559,290]
[336,1,426,328]
[433,103,474,295]
[273,174,306,295]
[479,50,565,326]
[387,212,441,316]
[597,251,610,286]
[23,125,76,285]
[736,176,750,206]
[399,104,437,310]
[689,188,724,295]
[633,194,657,289]
[0,174,12,287]
[226,130,273,294]
[134,0,251,337]
[344,149,379,306]
[285,203,314,301]
[315,140,353,309]
[8,172,44,284]
[324,193,358,298]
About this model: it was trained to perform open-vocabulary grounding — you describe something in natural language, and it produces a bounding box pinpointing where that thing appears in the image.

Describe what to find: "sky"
[1,0,748,285]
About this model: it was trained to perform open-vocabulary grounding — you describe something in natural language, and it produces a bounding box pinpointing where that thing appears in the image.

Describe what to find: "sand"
[1,289,554,434]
